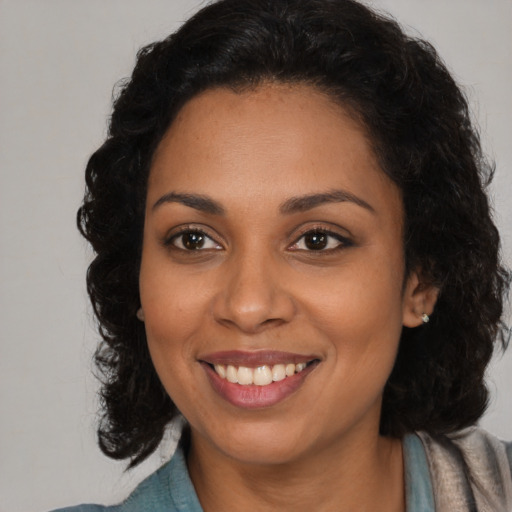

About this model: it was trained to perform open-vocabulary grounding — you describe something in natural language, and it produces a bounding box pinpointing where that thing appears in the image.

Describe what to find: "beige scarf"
[418,428,512,512]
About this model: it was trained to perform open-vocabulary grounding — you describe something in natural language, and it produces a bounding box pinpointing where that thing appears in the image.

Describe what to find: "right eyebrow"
[152,192,225,215]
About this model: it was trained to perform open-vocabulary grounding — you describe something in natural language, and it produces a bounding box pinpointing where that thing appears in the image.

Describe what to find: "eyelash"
[165,226,352,255]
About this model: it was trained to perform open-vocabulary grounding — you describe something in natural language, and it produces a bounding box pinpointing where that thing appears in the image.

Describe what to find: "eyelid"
[285,220,354,239]
[289,222,352,240]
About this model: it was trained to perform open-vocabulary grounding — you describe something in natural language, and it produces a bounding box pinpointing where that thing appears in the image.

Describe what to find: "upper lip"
[199,350,319,367]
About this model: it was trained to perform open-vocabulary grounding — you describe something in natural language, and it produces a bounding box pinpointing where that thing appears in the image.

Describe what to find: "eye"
[168,229,221,251]
[290,229,350,252]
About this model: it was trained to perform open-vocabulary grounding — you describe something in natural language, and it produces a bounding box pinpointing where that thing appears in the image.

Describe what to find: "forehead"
[148,83,400,218]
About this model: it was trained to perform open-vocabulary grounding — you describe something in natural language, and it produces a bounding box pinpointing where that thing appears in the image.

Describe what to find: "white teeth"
[214,364,226,379]
[226,365,238,383]
[237,366,254,385]
[272,364,286,382]
[213,361,310,386]
[253,366,273,386]
[285,363,296,377]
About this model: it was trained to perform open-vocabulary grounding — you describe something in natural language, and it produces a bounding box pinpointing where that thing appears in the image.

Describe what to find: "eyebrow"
[279,189,375,215]
[152,188,374,216]
[152,192,225,215]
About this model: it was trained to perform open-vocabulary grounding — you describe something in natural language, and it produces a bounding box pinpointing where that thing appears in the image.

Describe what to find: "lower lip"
[202,362,318,409]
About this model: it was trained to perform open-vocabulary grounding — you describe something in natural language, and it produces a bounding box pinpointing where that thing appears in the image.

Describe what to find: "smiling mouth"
[199,350,320,408]
[211,361,315,386]
[201,354,319,408]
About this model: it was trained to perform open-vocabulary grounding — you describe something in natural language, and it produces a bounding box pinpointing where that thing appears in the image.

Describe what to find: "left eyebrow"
[279,189,375,215]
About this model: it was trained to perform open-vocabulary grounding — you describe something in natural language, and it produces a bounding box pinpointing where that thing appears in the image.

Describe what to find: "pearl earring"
[421,313,430,324]
[136,308,145,321]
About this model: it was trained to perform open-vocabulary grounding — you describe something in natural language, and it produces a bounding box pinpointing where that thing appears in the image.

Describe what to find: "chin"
[194,420,311,466]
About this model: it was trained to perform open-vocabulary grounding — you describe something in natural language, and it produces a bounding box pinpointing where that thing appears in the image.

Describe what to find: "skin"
[139,83,437,512]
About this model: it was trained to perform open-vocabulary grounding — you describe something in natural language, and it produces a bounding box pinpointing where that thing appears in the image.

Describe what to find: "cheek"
[142,281,206,355]
[305,255,404,334]
[300,252,405,381]
[140,280,208,414]
[138,246,210,380]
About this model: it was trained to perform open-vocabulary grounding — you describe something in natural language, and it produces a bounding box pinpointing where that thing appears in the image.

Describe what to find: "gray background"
[0,1,511,511]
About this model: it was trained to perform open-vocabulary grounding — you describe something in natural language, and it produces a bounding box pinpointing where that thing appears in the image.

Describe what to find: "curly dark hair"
[78,0,510,467]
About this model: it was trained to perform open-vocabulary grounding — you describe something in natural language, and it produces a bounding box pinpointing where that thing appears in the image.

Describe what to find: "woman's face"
[139,83,424,465]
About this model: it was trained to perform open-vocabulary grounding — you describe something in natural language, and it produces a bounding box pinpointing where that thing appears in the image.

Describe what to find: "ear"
[402,270,439,328]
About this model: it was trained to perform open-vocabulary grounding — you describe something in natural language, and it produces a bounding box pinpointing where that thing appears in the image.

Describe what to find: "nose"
[212,250,296,334]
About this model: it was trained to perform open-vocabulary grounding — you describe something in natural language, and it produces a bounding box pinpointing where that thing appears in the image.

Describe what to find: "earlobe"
[402,271,439,328]
[136,308,145,322]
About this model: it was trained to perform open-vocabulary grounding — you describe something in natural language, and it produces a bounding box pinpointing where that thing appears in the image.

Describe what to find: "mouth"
[211,361,313,386]
[199,351,320,408]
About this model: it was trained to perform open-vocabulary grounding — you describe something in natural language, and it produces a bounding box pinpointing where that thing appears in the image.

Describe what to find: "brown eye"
[182,232,205,249]
[170,230,221,251]
[290,229,351,252]
[304,232,328,250]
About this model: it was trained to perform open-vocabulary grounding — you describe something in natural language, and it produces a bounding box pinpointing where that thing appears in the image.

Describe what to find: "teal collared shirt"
[52,433,435,512]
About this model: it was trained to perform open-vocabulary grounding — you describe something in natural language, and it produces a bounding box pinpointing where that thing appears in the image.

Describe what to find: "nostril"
[261,317,283,325]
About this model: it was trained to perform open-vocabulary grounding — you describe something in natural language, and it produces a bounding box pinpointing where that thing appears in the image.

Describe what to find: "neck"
[187,428,405,512]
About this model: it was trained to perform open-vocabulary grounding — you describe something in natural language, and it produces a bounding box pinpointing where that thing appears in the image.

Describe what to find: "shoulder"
[49,446,203,512]
[418,427,512,476]
[51,507,109,512]
[417,427,512,512]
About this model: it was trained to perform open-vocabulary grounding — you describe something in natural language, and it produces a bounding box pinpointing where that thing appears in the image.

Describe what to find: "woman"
[55,0,511,510]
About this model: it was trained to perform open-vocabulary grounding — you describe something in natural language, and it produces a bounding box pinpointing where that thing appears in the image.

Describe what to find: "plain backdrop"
[1,1,511,511]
